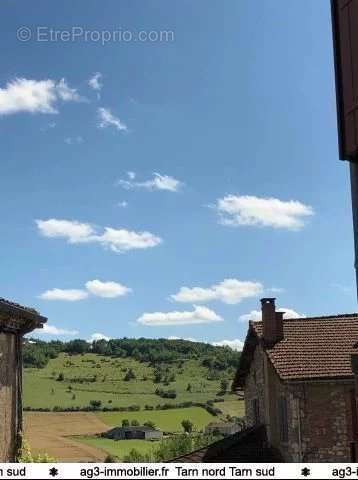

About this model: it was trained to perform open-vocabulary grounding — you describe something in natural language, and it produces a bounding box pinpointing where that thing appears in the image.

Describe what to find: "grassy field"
[74,437,156,460]
[96,406,215,432]
[24,352,244,461]
[23,352,237,410]
[215,398,245,417]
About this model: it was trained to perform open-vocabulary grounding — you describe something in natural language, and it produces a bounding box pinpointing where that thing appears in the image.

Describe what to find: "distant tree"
[131,419,140,426]
[56,373,64,382]
[122,419,130,427]
[65,339,90,355]
[181,419,194,434]
[153,368,162,383]
[92,339,108,355]
[218,378,229,395]
[72,393,76,400]
[89,400,102,410]
[144,420,156,429]
[124,368,136,381]
[186,383,192,392]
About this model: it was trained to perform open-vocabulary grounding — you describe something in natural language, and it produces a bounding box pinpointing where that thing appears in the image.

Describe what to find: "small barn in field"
[103,425,162,441]
[0,298,47,462]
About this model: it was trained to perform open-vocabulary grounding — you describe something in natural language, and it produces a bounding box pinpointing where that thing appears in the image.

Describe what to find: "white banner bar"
[0,463,356,479]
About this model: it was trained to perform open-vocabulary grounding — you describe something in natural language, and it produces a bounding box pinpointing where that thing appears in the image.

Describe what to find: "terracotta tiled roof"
[252,314,358,381]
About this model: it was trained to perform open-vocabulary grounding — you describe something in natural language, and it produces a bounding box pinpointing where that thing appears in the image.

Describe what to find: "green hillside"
[23,338,243,418]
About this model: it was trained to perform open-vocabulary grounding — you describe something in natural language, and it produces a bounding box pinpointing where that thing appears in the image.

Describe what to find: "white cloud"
[36,219,162,253]
[56,78,82,102]
[167,336,197,342]
[36,219,96,243]
[88,72,103,91]
[99,227,162,253]
[239,308,304,323]
[118,172,183,192]
[85,279,131,298]
[137,305,223,326]
[98,107,127,132]
[88,332,110,342]
[127,171,136,180]
[39,288,89,301]
[0,78,82,115]
[42,324,79,336]
[211,339,244,351]
[64,136,83,145]
[215,194,314,230]
[117,201,128,208]
[167,336,244,351]
[171,278,263,305]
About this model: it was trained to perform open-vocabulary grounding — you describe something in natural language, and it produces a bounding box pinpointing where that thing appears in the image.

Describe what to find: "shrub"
[17,439,56,463]
[89,400,102,410]
[181,419,194,433]
[124,368,136,381]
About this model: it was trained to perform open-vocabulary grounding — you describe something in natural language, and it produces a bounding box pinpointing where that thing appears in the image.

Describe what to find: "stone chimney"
[261,298,284,346]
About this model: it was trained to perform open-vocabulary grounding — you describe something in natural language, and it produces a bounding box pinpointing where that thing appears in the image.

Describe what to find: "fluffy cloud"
[36,219,95,243]
[0,78,81,115]
[98,107,127,132]
[85,280,131,298]
[36,219,162,253]
[100,227,161,253]
[88,332,111,342]
[118,172,183,192]
[215,194,314,230]
[42,324,79,336]
[88,72,103,91]
[137,305,223,326]
[211,339,244,351]
[117,201,128,208]
[239,308,304,323]
[171,278,263,305]
[39,288,89,301]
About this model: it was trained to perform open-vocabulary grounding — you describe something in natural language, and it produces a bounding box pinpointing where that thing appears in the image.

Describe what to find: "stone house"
[232,297,358,462]
[102,425,163,441]
[0,298,46,462]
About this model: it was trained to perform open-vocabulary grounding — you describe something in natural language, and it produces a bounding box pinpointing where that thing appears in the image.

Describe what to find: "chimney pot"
[261,297,284,346]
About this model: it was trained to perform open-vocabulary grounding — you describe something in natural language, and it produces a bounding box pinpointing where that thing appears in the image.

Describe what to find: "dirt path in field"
[24,412,109,462]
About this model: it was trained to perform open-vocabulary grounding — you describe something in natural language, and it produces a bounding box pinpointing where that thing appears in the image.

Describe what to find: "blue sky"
[0,0,355,348]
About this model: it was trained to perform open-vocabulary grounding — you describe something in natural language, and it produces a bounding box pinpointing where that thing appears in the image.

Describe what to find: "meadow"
[23,347,244,461]
[23,352,239,411]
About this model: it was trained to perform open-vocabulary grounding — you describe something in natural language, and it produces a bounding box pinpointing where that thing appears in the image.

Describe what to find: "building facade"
[233,298,358,462]
[0,298,46,462]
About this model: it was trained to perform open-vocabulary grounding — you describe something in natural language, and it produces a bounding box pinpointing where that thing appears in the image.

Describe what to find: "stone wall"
[0,332,20,462]
[244,345,266,427]
[244,345,354,462]
[298,383,353,462]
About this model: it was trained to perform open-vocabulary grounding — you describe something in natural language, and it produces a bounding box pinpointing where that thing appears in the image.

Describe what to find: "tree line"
[23,337,240,371]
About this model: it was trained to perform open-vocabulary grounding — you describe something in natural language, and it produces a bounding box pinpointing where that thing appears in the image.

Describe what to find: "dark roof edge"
[232,322,259,391]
